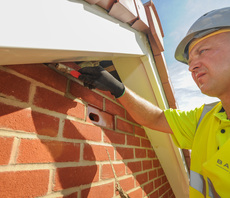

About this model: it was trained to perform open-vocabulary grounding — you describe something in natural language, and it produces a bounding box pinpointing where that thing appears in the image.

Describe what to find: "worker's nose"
[188,59,201,72]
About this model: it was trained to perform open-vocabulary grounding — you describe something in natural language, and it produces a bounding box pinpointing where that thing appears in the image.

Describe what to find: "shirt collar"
[215,103,229,121]
[219,107,225,113]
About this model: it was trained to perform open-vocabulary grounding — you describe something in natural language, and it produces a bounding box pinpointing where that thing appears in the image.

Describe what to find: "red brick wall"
[0,63,175,198]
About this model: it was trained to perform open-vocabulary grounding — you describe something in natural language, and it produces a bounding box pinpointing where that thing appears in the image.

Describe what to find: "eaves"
[84,0,177,109]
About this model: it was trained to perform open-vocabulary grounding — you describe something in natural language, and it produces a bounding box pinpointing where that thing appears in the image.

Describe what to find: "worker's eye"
[199,49,208,55]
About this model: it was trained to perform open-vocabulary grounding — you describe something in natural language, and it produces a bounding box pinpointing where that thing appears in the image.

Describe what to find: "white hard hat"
[175,7,230,64]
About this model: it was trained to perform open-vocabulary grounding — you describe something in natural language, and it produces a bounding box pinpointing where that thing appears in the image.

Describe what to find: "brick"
[101,163,126,179]
[158,167,164,177]
[168,189,174,197]
[136,172,148,185]
[148,149,156,158]
[0,70,30,102]
[17,139,80,163]
[149,170,157,180]
[154,178,162,189]
[105,99,125,118]
[141,138,152,148]
[116,147,134,160]
[162,175,167,183]
[126,111,138,124]
[81,182,114,198]
[153,159,160,168]
[135,148,147,158]
[162,191,170,198]
[143,160,152,170]
[0,137,14,165]
[135,126,146,137]
[70,81,103,110]
[87,105,114,129]
[63,120,102,142]
[165,182,170,192]
[34,87,85,119]
[0,170,49,197]
[128,187,143,198]
[127,135,140,146]
[103,129,125,145]
[0,103,59,137]
[149,191,159,198]
[6,64,67,92]
[144,182,154,195]
[31,111,59,137]
[127,161,142,174]
[98,90,114,99]
[54,165,99,191]
[84,144,114,161]
[159,182,170,196]
[116,118,133,134]
[118,177,135,192]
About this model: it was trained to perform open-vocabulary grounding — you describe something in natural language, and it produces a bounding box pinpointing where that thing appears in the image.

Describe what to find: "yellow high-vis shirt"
[164,102,230,198]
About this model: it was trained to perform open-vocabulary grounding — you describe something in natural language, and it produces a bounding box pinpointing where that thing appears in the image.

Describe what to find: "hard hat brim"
[175,32,196,65]
[175,7,230,65]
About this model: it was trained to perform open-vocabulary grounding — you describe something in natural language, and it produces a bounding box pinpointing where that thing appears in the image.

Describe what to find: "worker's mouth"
[196,72,206,80]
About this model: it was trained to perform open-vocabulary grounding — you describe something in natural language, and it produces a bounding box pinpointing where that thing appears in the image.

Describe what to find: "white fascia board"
[0,0,145,65]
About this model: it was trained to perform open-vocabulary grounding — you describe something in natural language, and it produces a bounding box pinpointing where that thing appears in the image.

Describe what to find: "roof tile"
[109,0,137,24]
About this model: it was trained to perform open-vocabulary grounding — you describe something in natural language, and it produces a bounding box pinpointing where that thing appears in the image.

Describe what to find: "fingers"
[78,66,105,90]
[78,74,97,89]
[78,66,104,75]
[78,66,112,92]
[83,82,96,89]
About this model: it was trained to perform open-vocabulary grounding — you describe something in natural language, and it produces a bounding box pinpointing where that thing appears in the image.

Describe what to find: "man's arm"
[78,66,173,134]
[118,87,173,134]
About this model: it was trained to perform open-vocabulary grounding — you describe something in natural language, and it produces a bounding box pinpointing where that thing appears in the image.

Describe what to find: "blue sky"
[142,0,230,110]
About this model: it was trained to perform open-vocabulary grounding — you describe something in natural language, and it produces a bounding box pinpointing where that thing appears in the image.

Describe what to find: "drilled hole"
[89,113,99,122]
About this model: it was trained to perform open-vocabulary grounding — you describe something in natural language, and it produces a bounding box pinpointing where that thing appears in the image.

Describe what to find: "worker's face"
[188,32,230,98]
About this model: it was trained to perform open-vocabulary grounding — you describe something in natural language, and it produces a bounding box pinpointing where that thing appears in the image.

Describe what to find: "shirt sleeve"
[164,106,204,149]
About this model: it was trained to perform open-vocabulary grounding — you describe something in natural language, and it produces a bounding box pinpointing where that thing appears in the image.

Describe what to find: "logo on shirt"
[217,159,229,173]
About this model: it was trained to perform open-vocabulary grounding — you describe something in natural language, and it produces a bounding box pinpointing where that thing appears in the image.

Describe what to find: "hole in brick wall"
[88,105,114,129]
[89,113,100,122]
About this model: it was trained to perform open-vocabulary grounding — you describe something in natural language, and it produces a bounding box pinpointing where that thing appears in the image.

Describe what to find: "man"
[78,7,230,197]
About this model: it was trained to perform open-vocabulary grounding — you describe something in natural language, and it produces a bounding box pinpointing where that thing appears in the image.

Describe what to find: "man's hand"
[78,66,125,98]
